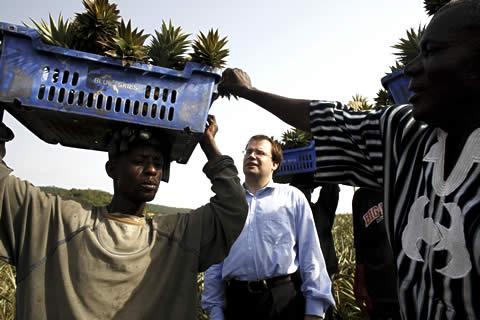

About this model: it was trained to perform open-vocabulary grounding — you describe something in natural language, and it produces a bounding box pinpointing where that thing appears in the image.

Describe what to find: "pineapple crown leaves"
[424,0,451,16]
[72,0,121,53]
[190,28,229,69]
[392,25,426,66]
[374,88,394,107]
[279,128,312,150]
[388,61,404,73]
[24,13,76,49]
[347,94,373,111]
[99,19,150,66]
[148,20,191,70]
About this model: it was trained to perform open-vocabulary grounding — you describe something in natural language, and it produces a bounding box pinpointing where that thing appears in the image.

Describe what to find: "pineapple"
[190,28,229,69]
[374,89,394,107]
[99,19,149,67]
[148,20,191,70]
[424,0,451,16]
[389,61,404,73]
[190,28,232,99]
[280,128,312,150]
[71,0,121,54]
[347,94,373,111]
[25,14,75,49]
[392,25,425,66]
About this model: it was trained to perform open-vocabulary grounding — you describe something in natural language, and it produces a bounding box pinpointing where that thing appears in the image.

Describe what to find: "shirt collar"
[243,179,278,196]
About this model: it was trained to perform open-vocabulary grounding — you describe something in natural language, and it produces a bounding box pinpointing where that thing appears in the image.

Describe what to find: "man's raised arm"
[218,68,312,132]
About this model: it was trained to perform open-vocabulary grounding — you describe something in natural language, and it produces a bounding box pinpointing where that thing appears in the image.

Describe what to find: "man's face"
[404,5,480,128]
[111,144,164,204]
[243,139,279,180]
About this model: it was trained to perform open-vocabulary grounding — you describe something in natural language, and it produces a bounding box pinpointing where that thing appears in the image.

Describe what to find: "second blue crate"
[381,68,412,105]
[276,141,316,176]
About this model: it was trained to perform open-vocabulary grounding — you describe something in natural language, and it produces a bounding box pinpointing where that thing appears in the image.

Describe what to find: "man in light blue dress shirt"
[202,135,335,320]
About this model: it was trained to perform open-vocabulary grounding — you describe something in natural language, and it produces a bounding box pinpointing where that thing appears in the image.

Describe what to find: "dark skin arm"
[218,68,312,132]
[317,184,340,226]
[200,114,222,161]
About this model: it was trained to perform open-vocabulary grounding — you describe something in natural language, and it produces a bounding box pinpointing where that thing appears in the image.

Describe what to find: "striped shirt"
[310,101,480,319]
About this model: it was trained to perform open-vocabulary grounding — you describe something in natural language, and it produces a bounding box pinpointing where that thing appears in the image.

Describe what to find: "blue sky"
[0,0,429,212]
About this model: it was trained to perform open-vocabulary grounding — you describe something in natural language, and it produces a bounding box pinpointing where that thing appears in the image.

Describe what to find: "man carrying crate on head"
[0,115,248,320]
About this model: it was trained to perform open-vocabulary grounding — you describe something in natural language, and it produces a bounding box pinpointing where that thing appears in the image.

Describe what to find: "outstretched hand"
[218,68,253,99]
[200,114,221,161]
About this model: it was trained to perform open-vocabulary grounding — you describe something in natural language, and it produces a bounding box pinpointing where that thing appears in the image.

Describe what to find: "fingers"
[205,114,218,138]
[200,114,221,160]
[218,68,250,99]
[206,114,216,125]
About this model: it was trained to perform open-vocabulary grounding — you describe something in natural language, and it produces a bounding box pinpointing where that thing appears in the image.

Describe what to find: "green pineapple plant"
[391,25,426,67]
[190,29,229,69]
[71,0,121,54]
[278,128,312,150]
[148,20,191,70]
[24,14,76,49]
[374,89,393,107]
[347,94,373,111]
[24,0,231,71]
[424,0,451,16]
[388,61,403,73]
[99,19,149,66]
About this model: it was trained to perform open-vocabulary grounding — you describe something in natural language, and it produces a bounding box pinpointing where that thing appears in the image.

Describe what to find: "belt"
[227,274,292,294]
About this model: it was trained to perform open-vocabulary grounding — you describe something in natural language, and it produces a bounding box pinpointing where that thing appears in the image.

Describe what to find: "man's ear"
[105,160,117,179]
[272,161,280,172]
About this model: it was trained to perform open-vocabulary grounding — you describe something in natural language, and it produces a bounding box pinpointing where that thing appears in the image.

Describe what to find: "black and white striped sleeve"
[309,100,386,188]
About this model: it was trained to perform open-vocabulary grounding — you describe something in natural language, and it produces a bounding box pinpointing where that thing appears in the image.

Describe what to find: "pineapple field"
[0,214,366,320]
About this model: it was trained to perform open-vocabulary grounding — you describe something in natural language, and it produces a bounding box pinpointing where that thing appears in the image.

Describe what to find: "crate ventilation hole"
[278,154,314,173]
[36,66,176,121]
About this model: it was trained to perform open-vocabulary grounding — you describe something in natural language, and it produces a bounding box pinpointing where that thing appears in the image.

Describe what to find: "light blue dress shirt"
[202,181,335,319]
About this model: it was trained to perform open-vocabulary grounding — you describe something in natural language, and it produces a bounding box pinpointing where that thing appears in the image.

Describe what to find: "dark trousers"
[369,302,402,320]
[224,275,305,320]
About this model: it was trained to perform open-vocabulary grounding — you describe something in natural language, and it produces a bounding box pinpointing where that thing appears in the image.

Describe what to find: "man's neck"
[108,197,146,217]
[244,175,272,195]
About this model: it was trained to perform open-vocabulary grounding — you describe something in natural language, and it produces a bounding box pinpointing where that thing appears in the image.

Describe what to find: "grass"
[330,214,366,320]
[0,261,15,320]
[0,214,363,320]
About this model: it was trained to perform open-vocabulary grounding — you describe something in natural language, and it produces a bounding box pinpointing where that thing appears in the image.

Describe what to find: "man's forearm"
[200,136,222,161]
[240,87,311,132]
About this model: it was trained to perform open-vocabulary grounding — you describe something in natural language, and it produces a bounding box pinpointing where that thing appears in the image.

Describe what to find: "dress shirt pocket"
[262,216,294,246]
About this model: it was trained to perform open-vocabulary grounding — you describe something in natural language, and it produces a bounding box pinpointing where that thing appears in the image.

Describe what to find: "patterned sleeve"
[309,101,386,188]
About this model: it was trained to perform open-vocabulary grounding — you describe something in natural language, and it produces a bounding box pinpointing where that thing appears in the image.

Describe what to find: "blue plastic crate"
[0,22,221,164]
[275,141,316,176]
[381,68,412,105]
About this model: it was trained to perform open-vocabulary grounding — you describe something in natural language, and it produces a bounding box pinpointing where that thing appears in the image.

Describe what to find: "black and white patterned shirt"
[310,101,480,319]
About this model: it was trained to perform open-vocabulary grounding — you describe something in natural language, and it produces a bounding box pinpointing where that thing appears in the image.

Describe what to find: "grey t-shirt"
[0,155,247,319]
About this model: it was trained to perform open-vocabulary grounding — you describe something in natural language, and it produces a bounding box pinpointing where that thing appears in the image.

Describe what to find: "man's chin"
[243,167,259,175]
[141,190,158,203]
[412,103,429,122]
